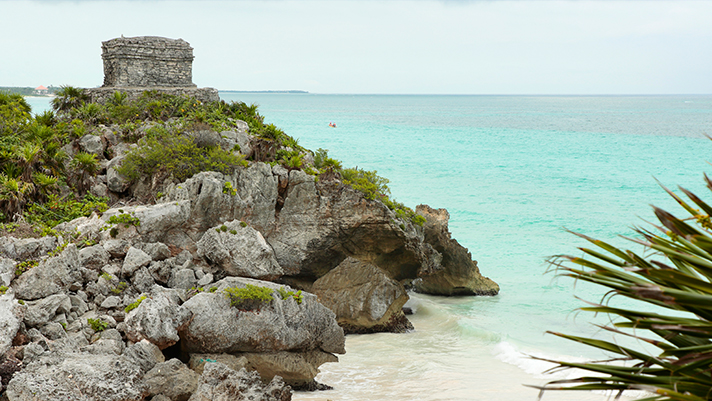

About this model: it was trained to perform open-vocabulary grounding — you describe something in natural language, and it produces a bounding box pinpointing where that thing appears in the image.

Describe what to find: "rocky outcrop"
[12,244,82,300]
[311,257,412,334]
[5,352,147,401]
[143,358,200,401]
[267,170,431,281]
[197,220,283,280]
[413,205,500,295]
[188,362,291,401]
[179,277,345,355]
[124,290,191,349]
[0,100,501,399]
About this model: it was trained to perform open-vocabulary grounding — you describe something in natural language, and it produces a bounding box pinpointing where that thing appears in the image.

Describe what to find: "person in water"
[329,122,337,128]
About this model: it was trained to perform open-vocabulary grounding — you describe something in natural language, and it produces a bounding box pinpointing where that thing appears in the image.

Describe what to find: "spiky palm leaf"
[537,176,712,400]
[0,177,34,219]
[70,152,99,193]
[16,143,42,182]
[51,86,89,113]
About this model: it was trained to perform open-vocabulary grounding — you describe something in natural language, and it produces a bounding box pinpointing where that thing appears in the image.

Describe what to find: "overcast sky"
[1,0,711,94]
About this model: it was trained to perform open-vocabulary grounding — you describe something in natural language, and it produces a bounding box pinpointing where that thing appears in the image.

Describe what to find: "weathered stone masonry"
[86,36,219,103]
[102,36,195,88]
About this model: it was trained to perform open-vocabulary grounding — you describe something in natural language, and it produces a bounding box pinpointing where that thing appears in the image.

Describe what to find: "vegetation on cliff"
[540,180,712,400]
[0,87,424,238]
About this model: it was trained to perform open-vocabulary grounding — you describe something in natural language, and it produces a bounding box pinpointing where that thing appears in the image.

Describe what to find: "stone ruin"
[86,36,218,103]
[102,36,196,88]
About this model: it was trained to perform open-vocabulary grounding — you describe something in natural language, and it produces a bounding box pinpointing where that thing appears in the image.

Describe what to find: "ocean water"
[217,93,712,401]
[27,94,712,400]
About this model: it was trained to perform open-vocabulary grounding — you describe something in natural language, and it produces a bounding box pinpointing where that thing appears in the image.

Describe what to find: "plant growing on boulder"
[87,318,108,332]
[124,295,147,313]
[277,287,303,304]
[222,181,237,196]
[105,211,141,228]
[15,259,38,276]
[0,286,7,295]
[69,151,100,192]
[223,284,275,310]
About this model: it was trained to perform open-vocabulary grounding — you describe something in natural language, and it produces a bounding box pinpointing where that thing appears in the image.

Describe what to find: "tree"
[70,152,100,193]
[51,86,89,113]
[538,177,712,400]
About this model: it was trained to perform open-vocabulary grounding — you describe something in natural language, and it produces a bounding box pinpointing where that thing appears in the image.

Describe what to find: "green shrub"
[24,194,108,232]
[240,221,247,228]
[341,168,390,201]
[276,287,303,304]
[0,285,7,295]
[116,132,247,183]
[15,260,38,276]
[313,148,342,171]
[224,284,274,310]
[222,181,237,196]
[105,212,140,228]
[124,295,147,313]
[87,318,108,332]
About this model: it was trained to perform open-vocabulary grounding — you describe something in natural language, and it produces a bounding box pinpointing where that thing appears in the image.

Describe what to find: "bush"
[277,287,303,304]
[116,132,247,182]
[24,194,108,232]
[223,284,274,310]
[539,179,712,400]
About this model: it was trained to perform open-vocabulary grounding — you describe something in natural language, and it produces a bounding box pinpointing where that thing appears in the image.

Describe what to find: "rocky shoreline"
[0,90,498,400]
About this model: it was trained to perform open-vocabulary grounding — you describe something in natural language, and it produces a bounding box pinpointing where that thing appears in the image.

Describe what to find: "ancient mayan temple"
[86,36,218,103]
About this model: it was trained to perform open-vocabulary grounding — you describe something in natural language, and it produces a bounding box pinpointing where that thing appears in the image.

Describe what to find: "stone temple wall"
[102,36,196,88]
[86,36,219,104]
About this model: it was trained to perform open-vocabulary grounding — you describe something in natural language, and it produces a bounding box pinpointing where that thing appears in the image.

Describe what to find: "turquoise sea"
[26,94,712,400]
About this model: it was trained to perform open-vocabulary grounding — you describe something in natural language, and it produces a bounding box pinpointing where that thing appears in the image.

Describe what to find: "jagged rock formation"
[412,205,500,296]
[0,112,499,399]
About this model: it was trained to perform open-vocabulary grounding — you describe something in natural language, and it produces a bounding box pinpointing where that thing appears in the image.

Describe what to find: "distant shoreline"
[220,90,308,94]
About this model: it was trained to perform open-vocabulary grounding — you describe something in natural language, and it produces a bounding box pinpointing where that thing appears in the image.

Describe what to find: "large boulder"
[5,352,146,401]
[100,201,192,246]
[123,339,166,374]
[23,293,71,327]
[0,236,57,261]
[107,154,131,193]
[241,351,337,388]
[12,244,82,300]
[188,362,291,401]
[143,358,200,401]
[267,170,429,280]
[412,205,500,296]
[178,277,344,355]
[0,294,24,356]
[197,220,283,280]
[124,291,190,350]
[165,167,278,237]
[311,257,412,334]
